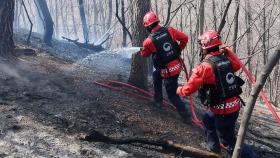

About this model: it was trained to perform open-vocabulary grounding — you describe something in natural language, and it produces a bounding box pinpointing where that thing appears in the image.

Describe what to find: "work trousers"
[153,70,187,114]
[202,109,258,158]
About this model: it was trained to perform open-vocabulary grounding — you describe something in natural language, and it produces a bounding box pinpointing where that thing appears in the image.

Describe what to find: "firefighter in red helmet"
[138,11,191,122]
[176,30,257,157]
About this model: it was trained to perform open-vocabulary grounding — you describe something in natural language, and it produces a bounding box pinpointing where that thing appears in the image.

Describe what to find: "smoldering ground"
[77,47,141,76]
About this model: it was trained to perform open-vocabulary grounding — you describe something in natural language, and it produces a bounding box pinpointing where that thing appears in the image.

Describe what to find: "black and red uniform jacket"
[177,47,242,115]
[139,25,188,78]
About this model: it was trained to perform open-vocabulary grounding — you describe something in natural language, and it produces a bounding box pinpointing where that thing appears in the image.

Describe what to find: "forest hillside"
[0,0,279,158]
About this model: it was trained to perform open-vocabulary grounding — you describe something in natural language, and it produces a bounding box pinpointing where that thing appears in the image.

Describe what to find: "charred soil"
[0,33,279,158]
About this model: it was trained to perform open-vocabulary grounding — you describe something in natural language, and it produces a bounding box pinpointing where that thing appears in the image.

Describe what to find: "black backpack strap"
[203,56,227,113]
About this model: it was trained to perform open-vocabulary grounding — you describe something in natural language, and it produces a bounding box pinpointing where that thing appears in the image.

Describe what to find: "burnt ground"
[0,32,279,158]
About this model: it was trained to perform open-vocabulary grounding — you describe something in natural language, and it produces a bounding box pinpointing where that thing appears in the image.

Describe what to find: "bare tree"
[198,0,205,34]
[35,0,54,46]
[107,0,113,31]
[232,0,240,53]
[128,0,151,89]
[14,0,20,30]
[0,0,15,55]
[92,0,99,40]
[116,0,129,46]
[78,0,89,43]
[54,0,59,38]
[120,0,127,46]
[211,0,217,30]
[21,0,33,44]
[164,0,172,26]
[245,0,253,94]
[232,46,280,158]
[70,0,78,37]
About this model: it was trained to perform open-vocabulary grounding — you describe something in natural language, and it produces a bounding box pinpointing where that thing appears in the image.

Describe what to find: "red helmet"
[143,11,160,28]
[199,30,222,49]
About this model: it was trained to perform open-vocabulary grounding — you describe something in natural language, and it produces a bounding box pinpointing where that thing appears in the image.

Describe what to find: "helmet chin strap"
[147,27,153,33]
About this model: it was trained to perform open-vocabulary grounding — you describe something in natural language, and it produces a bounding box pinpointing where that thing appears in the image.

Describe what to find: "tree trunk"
[164,0,172,26]
[128,0,150,89]
[245,0,252,95]
[121,0,127,47]
[92,0,99,41]
[70,0,78,37]
[198,0,205,34]
[54,0,59,38]
[0,0,15,56]
[232,46,280,158]
[60,0,67,36]
[262,2,267,65]
[155,0,158,15]
[212,0,217,31]
[107,0,113,31]
[232,0,240,53]
[78,0,89,43]
[14,0,19,30]
[35,0,54,46]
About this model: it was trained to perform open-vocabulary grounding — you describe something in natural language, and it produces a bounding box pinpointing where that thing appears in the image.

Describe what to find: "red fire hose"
[93,81,177,111]
[240,64,280,125]
[93,78,204,128]
[180,58,204,128]
[93,55,279,128]
[105,80,176,111]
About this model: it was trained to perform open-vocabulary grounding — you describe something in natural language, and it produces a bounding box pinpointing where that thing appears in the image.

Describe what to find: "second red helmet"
[199,30,222,50]
[143,11,160,28]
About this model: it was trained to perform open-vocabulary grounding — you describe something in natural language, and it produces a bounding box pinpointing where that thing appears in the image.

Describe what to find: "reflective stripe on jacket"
[177,48,242,114]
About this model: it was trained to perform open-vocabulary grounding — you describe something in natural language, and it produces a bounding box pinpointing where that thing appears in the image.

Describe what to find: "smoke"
[76,47,141,75]
[0,63,30,84]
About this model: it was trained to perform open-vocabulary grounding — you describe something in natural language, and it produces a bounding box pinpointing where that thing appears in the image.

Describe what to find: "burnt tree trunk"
[78,0,89,43]
[128,0,150,89]
[0,0,15,56]
[35,0,54,46]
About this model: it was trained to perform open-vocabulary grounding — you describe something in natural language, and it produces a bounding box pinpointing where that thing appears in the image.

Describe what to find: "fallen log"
[61,36,105,52]
[79,130,221,158]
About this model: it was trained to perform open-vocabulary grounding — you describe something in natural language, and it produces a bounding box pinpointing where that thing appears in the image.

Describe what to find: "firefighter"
[176,30,257,157]
[138,11,191,122]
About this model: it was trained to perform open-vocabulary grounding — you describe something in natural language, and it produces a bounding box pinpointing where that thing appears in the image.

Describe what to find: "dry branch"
[80,130,221,158]
[21,0,33,44]
[61,36,105,52]
[115,0,132,44]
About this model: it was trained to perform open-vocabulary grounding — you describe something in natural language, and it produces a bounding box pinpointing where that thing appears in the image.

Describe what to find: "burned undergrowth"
[0,32,278,157]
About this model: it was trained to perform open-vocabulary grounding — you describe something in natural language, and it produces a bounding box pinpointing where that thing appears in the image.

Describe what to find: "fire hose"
[93,56,279,128]
[240,62,280,125]
[94,79,204,128]
[180,58,204,128]
[93,81,176,110]
[93,59,204,128]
